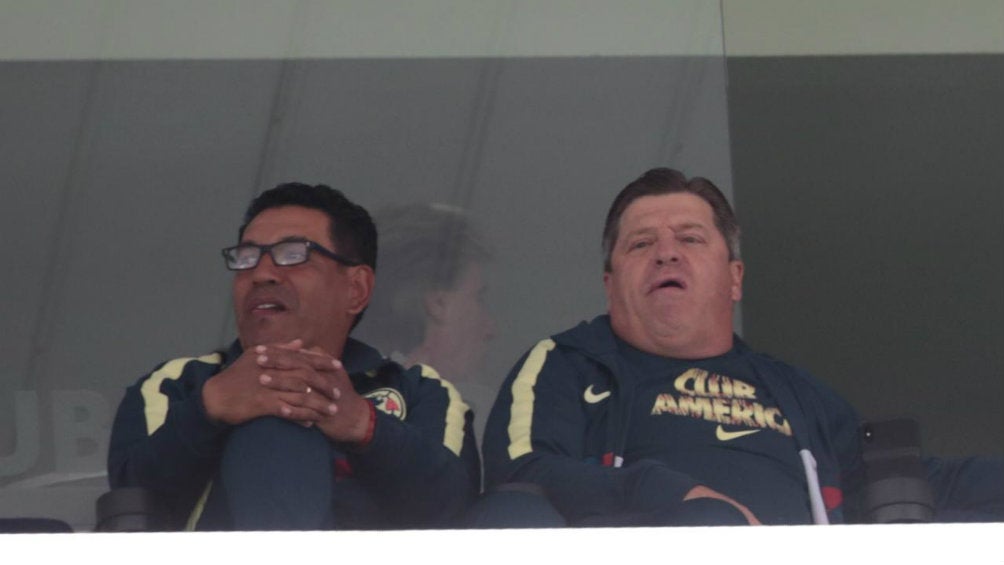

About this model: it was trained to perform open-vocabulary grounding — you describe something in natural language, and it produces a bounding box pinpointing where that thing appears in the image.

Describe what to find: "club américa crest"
[364,388,406,419]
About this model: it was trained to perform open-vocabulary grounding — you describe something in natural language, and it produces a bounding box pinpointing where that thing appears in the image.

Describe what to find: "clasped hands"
[202,339,371,444]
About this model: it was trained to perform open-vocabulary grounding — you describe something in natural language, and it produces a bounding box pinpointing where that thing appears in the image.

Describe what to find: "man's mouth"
[253,302,287,312]
[247,295,291,314]
[651,278,686,293]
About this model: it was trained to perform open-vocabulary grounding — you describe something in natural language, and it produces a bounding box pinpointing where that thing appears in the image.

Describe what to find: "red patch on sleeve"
[822,486,843,510]
[334,459,353,479]
[601,452,615,467]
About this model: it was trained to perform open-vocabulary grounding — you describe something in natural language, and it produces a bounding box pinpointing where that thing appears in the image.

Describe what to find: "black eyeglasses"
[221,239,362,271]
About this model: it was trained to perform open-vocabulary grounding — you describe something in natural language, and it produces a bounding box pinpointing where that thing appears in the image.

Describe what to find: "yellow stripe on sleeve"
[140,353,223,435]
[507,339,556,460]
[418,364,470,457]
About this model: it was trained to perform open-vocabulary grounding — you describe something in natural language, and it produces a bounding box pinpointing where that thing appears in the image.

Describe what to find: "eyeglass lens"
[226,241,310,269]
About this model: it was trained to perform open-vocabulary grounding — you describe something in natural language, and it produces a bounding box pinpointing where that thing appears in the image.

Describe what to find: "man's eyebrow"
[673,222,708,232]
[622,226,657,240]
[239,235,309,245]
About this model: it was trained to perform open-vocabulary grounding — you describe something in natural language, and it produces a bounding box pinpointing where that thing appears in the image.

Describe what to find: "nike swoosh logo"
[715,425,761,441]
[583,385,611,404]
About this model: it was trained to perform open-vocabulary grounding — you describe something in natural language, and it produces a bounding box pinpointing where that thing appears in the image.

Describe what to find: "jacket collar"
[552,314,751,369]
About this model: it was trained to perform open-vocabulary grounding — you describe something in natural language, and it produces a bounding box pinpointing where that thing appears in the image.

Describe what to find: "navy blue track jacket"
[108,338,480,529]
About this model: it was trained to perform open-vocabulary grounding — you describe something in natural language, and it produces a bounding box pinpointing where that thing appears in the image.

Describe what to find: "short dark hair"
[602,167,740,271]
[356,203,491,354]
[239,182,377,270]
[238,182,377,327]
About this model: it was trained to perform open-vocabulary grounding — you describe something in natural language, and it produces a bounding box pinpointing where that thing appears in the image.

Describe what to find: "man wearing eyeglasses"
[107,183,479,530]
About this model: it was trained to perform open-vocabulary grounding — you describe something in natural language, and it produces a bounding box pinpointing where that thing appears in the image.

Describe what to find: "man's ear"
[423,290,448,324]
[346,265,375,315]
[730,260,744,302]
[603,270,614,305]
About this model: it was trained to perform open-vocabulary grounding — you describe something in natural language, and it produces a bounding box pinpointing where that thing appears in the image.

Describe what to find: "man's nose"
[250,252,283,284]
[654,237,681,265]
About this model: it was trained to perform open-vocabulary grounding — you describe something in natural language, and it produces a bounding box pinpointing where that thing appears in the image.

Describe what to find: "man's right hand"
[201,339,342,426]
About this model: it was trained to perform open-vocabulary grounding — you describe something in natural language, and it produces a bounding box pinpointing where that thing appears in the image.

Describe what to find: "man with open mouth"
[480,167,1001,527]
[107,183,479,530]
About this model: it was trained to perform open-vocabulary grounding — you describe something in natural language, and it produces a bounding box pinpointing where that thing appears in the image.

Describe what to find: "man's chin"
[237,324,300,350]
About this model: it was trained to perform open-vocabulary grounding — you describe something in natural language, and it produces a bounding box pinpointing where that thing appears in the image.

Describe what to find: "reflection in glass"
[356,204,497,430]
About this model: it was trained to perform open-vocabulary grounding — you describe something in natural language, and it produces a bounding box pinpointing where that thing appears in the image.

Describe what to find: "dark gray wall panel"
[729,54,1004,456]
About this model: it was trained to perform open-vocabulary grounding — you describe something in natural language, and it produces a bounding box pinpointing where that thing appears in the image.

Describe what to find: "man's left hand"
[255,343,372,444]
